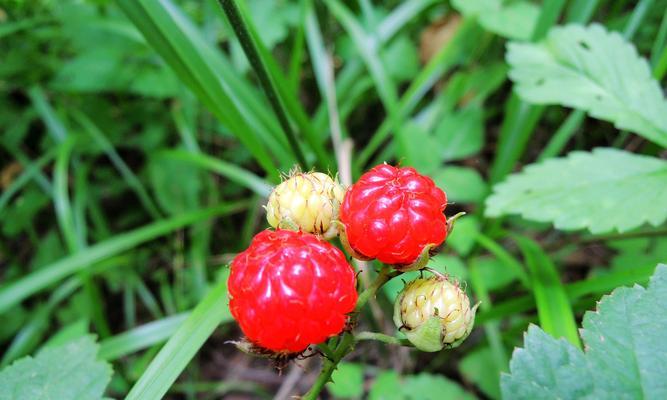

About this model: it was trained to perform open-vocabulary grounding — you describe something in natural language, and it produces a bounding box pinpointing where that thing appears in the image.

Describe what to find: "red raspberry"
[340,164,447,265]
[228,229,358,353]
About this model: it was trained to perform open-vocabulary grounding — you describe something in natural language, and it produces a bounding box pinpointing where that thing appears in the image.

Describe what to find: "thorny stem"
[302,266,401,399]
[218,0,308,169]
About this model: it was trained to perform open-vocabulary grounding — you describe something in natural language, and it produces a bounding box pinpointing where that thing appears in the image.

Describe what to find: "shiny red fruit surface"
[340,164,448,265]
[228,229,358,353]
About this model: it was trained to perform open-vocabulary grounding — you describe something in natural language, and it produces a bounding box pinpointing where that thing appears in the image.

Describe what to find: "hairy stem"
[355,331,412,346]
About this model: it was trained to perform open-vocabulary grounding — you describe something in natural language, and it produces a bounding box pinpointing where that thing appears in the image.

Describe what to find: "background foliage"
[1,0,666,398]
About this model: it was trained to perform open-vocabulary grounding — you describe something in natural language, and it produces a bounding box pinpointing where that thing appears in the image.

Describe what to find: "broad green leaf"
[452,0,539,40]
[148,154,202,215]
[459,347,501,399]
[435,105,484,162]
[485,148,667,233]
[369,371,475,400]
[328,362,364,398]
[507,23,667,148]
[0,336,112,400]
[446,216,480,257]
[502,264,667,400]
[404,373,476,400]
[433,166,488,204]
[397,122,442,174]
[382,34,420,82]
[369,371,403,400]
[469,256,517,291]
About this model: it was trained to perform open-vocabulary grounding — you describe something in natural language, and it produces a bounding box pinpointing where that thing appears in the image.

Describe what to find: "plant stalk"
[218,0,308,169]
[302,267,400,399]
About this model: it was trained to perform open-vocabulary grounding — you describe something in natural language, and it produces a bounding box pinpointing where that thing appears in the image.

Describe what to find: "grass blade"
[72,111,163,220]
[324,0,399,113]
[478,263,657,324]
[125,276,230,400]
[514,236,581,348]
[0,202,247,314]
[0,148,57,213]
[99,313,190,360]
[116,0,281,180]
[217,0,307,169]
[155,149,272,197]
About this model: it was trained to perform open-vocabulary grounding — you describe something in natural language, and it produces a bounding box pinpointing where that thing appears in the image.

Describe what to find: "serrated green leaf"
[328,362,364,399]
[486,148,667,233]
[0,336,112,400]
[452,0,539,40]
[507,23,667,148]
[502,264,667,400]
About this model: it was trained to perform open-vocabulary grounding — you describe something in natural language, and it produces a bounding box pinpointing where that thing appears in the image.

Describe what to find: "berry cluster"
[227,165,476,356]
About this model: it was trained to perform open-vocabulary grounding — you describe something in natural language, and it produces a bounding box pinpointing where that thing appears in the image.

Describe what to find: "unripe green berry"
[265,171,345,239]
[393,276,477,352]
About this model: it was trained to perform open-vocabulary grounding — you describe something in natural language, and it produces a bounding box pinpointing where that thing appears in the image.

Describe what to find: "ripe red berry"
[340,164,447,265]
[228,229,358,353]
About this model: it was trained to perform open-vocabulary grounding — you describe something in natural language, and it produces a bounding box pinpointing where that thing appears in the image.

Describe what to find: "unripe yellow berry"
[265,171,345,239]
[393,276,477,352]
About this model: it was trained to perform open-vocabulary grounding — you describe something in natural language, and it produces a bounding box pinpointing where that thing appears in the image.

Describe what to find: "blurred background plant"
[1,0,666,399]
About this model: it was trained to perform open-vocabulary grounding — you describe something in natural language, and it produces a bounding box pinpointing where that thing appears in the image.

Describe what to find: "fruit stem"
[302,266,401,399]
[355,266,401,312]
[355,331,413,347]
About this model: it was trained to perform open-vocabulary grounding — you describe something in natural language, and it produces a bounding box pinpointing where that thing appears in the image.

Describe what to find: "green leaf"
[328,362,364,399]
[435,105,484,162]
[99,313,190,360]
[485,148,667,233]
[452,0,539,40]
[148,154,202,215]
[0,336,112,400]
[369,371,403,400]
[459,347,501,399]
[369,371,475,400]
[397,122,442,174]
[502,264,667,400]
[507,23,667,148]
[514,236,580,348]
[433,166,488,204]
[446,216,480,257]
[404,373,476,400]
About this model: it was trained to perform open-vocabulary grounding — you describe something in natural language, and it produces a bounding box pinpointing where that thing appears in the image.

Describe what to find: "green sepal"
[403,316,445,352]
[394,243,436,272]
